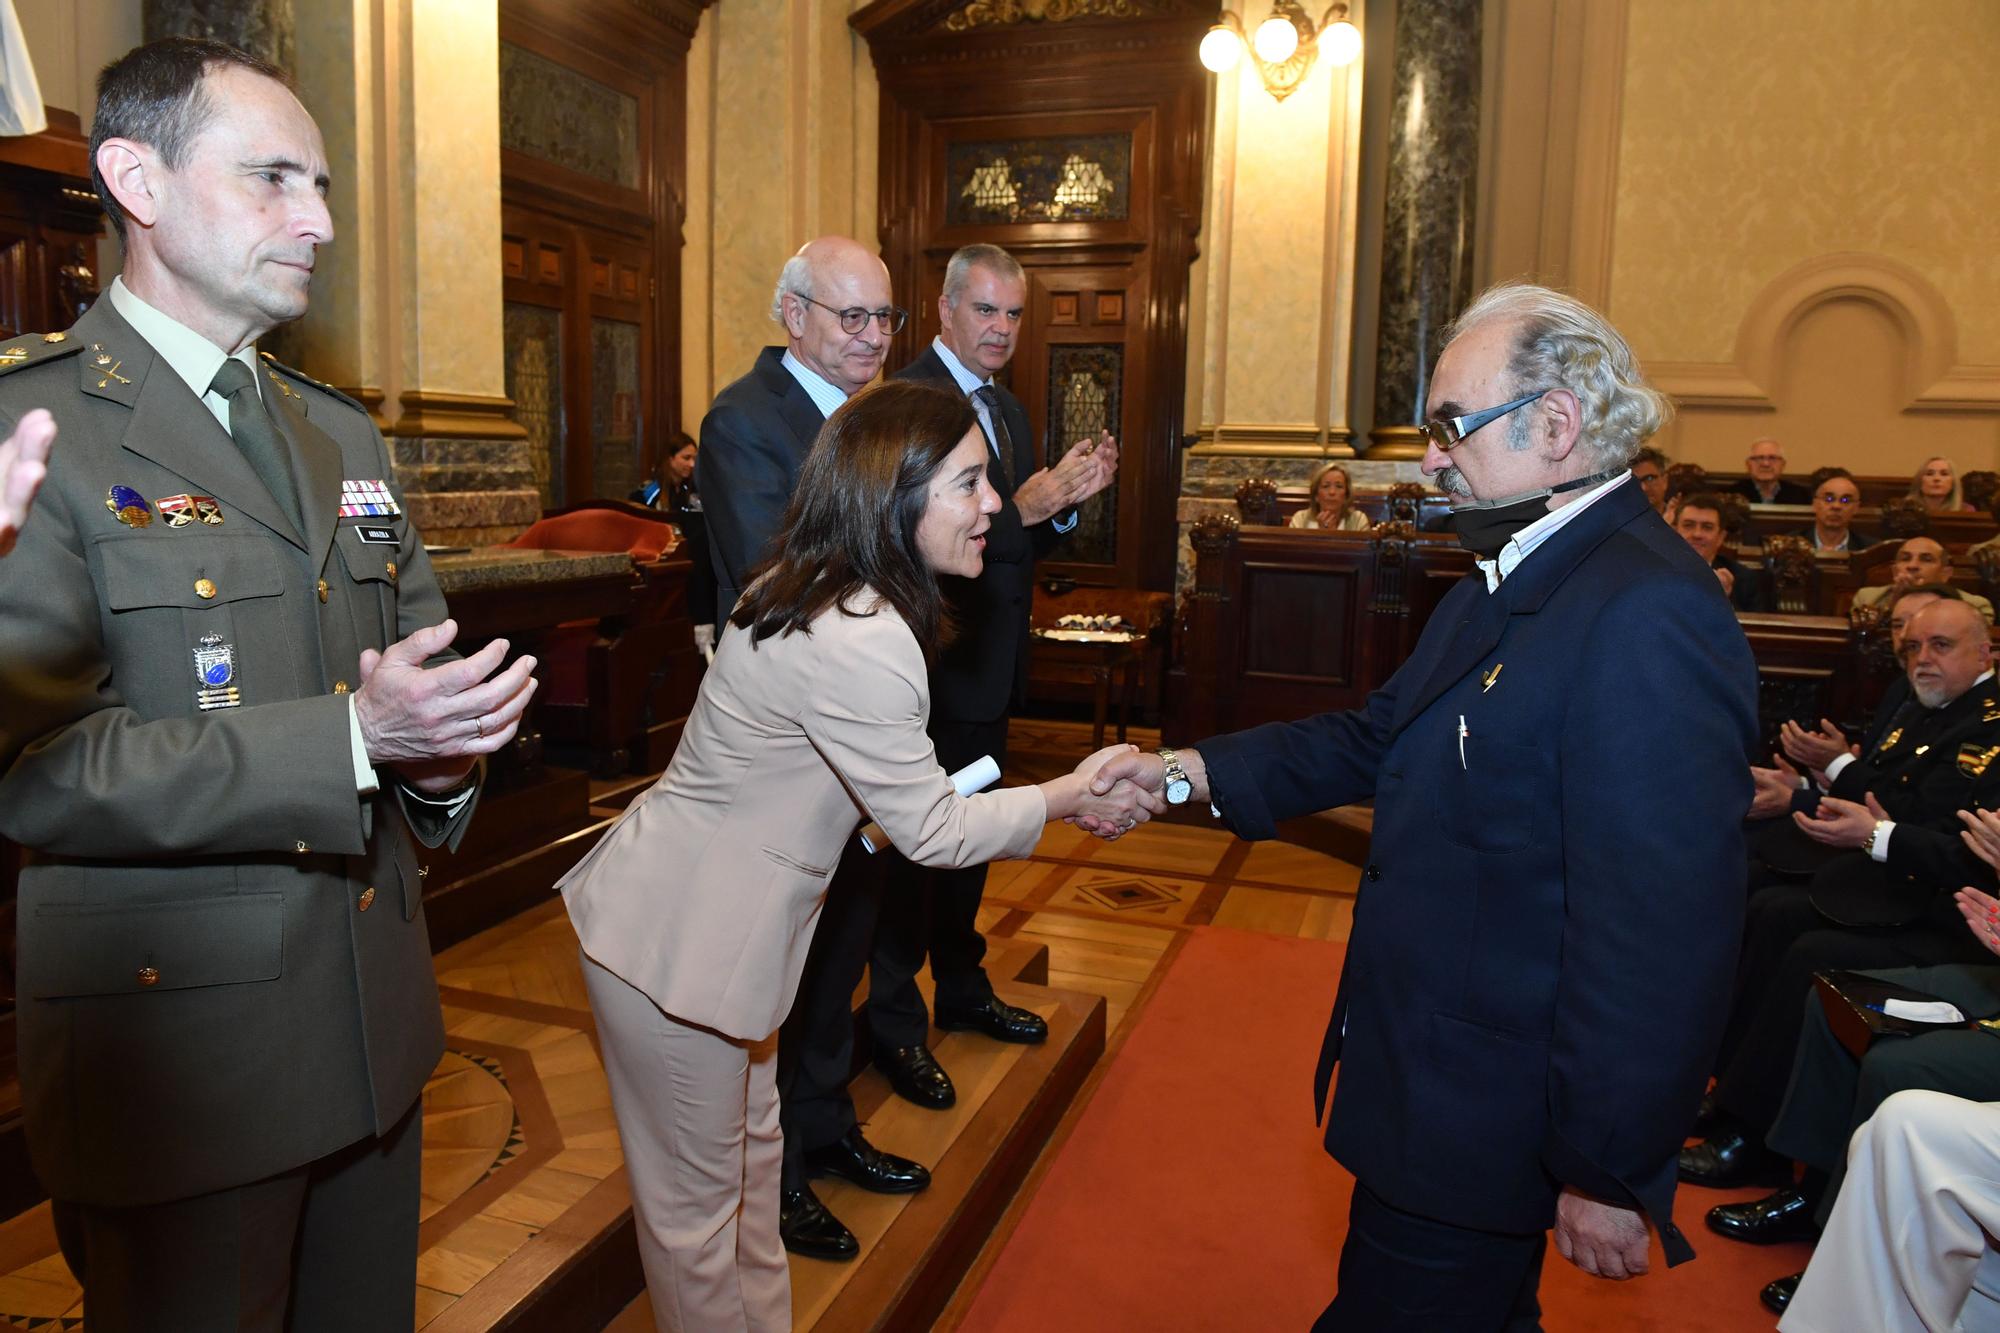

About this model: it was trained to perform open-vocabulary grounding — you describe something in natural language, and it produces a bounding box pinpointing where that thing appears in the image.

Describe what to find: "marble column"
[144,0,294,69]
[1365,0,1482,459]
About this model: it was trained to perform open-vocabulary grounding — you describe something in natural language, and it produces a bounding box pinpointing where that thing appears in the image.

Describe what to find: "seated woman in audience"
[1287,461,1370,531]
[558,381,1155,1333]
[1911,455,1973,513]
[633,430,699,512]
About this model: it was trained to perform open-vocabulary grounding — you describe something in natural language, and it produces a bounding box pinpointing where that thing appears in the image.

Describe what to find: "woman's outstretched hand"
[1038,744,1166,840]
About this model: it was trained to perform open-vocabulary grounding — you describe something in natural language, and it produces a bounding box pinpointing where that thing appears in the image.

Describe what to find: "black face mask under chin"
[1451,470,1622,559]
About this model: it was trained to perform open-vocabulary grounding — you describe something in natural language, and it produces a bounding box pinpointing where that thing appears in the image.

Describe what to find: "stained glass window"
[500,43,639,188]
[503,302,563,509]
[1046,344,1122,565]
[947,134,1131,225]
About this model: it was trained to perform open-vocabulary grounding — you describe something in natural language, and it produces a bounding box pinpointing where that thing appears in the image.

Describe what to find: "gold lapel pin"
[1481,663,1504,693]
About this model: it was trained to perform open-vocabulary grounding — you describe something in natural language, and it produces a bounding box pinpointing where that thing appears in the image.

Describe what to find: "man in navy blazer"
[871,244,1117,1108]
[1094,284,1758,1328]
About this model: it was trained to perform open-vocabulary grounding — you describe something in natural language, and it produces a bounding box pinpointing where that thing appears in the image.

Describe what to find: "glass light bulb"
[1252,14,1300,64]
[1199,25,1245,73]
[1322,19,1362,66]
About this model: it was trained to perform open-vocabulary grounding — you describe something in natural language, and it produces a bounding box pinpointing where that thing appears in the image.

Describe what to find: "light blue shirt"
[931,336,1076,533]
[780,348,851,420]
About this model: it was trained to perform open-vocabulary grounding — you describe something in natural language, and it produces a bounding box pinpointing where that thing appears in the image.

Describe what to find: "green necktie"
[209,358,302,529]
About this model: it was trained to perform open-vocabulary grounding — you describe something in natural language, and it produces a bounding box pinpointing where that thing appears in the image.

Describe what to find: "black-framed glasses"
[1816,492,1857,506]
[794,294,908,336]
[1417,389,1549,452]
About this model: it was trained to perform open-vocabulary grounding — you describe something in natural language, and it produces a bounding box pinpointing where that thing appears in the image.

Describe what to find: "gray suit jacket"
[0,298,474,1207]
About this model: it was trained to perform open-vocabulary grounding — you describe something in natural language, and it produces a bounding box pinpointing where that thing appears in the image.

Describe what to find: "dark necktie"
[209,358,301,529]
[971,385,1015,490]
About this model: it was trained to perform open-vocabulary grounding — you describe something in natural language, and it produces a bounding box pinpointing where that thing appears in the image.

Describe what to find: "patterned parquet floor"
[0,721,1357,1330]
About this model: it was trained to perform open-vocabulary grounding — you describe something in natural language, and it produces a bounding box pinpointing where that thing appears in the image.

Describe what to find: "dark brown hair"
[91,37,292,241]
[729,380,978,659]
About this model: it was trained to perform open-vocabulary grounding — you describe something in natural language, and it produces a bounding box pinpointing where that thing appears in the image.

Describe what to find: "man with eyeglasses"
[693,234,934,1262]
[1734,439,1810,505]
[1087,283,1757,1327]
[1794,471,1870,554]
[1630,446,1669,514]
[871,243,1119,1112]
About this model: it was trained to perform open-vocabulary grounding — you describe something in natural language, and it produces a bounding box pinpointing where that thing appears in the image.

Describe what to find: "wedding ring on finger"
[475,715,485,740]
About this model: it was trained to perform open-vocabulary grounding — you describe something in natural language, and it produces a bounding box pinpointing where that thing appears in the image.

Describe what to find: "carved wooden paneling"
[499,0,708,505]
[0,109,103,341]
[852,0,1212,590]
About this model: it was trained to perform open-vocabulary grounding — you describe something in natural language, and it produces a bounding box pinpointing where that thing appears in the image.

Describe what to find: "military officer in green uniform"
[0,38,538,1330]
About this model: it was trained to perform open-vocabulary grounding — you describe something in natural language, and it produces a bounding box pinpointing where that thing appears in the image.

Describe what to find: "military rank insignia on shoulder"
[1960,743,2000,779]
[0,331,86,376]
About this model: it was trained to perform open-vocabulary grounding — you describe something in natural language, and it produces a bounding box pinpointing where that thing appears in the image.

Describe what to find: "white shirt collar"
[108,276,260,404]
[930,336,991,395]
[1476,472,1633,592]
[779,348,850,420]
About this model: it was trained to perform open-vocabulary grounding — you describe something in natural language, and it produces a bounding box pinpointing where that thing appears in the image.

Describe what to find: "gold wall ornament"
[945,0,1151,32]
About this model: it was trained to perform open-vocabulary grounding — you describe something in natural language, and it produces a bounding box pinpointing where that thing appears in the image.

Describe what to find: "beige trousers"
[1784,1090,2000,1333]
[582,951,790,1332]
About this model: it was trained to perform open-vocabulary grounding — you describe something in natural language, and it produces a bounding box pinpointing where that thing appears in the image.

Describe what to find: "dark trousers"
[1315,1182,1546,1333]
[869,714,1010,1049]
[1768,964,2000,1226]
[52,1099,422,1333]
[778,837,888,1188]
[1714,882,1985,1134]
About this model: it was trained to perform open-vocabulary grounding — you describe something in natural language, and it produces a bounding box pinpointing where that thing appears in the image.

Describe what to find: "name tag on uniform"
[354,524,399,544]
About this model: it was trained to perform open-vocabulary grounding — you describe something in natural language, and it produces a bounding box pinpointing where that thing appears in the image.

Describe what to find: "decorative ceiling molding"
[941,0,1155,31]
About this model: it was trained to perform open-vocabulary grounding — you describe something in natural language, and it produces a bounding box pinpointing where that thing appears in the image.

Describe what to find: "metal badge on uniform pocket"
[193,634,241,711]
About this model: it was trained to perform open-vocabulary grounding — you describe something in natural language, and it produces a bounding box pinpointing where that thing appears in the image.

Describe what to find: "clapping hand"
[1793,791,1890,849]
[1953,882,2000,958]
[1013,430,1119,526]
[0,409,55,558]
[354,619,538,792]
[1780,717,1850,772]
[1749,753,1804,819]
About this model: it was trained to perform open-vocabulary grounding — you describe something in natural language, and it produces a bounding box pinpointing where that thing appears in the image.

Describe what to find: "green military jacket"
[0,297,475,1207]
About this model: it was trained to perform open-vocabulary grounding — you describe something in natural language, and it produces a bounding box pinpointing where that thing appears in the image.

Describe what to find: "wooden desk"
[1030,633,1145,748]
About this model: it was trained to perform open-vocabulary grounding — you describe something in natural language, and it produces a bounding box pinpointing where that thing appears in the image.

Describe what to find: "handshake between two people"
[1036,745,1192,842]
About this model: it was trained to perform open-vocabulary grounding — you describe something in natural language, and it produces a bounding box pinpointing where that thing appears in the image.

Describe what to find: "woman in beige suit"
[559,382,1153,1332]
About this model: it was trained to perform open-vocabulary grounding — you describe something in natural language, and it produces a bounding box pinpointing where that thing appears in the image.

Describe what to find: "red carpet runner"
[958,925,1808,1331]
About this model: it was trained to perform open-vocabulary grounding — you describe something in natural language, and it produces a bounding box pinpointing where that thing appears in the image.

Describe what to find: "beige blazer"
[559,594,1047,1041]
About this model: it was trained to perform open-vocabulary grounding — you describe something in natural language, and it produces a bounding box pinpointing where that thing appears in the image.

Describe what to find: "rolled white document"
[858,754,1002,854]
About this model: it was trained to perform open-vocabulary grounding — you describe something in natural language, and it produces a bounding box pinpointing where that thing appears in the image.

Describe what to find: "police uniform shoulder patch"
[0,334,88,377]
[1961,743,2000,779]
[257,351,371,417]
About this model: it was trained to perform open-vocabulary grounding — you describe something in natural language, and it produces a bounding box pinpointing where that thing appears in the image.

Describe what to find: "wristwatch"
[1158,748,1192,805]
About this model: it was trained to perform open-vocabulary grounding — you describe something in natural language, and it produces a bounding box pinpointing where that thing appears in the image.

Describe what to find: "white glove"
[692,622,715,663]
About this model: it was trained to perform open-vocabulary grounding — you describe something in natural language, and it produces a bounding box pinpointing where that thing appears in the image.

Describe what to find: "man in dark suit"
[693,235,935,1261]
[1733,439,1811,504]
[1091,284,1758,1326]
[1684,596,2000,1190]
[1676,490,1775,612]
[0,39,533,1327]
[1793,469,1870,553]
[871,244,1118,1109]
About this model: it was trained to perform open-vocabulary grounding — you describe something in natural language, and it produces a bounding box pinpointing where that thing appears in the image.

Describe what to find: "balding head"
[771,236,896,396]
[1904,598,1992,708]
[1894,537,1949,588]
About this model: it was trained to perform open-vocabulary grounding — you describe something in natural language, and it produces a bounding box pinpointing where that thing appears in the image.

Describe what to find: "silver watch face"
[1165,776,1193,805]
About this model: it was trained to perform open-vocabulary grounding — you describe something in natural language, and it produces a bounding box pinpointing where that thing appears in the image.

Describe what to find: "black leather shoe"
[934,994,1048,1044]
[1759,1272,1802,1314]
[1678,1130,1794,1188]
[780,1184,858,1261]
[1707,1188,1821,1245]
[803,1128,931,1195]
[875,1043,956,1110]
[1690,1090,1721,1137]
